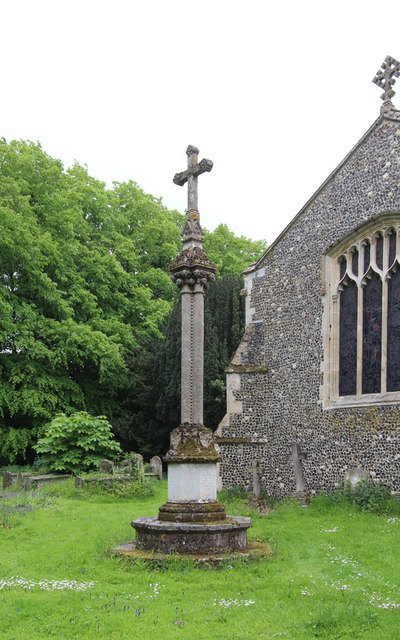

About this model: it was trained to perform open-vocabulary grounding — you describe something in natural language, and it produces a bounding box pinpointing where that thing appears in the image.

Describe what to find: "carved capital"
[170,246,216,289]
[164,424,220,463]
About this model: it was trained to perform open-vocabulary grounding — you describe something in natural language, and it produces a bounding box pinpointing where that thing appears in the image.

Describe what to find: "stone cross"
[171,146,216,426]
[173,145,213,214]
[373,55,400,110]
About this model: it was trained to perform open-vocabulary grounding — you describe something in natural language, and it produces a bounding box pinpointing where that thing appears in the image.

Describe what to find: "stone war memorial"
[217,55,400,500]
[117,146,253,559]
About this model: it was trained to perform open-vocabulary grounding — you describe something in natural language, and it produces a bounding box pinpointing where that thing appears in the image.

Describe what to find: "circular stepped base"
[113,539,271,564]
[132,515,251,555]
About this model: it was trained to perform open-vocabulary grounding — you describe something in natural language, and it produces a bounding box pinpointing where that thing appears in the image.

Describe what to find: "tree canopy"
[0,138,266,464]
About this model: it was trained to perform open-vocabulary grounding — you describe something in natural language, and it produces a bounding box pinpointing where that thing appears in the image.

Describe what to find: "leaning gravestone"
[150,455,163,480]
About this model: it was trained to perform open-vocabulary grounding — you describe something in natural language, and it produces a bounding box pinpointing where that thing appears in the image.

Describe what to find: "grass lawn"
[0,480,399,639]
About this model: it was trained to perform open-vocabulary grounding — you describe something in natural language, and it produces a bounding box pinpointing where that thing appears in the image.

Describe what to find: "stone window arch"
[322,214,400,408]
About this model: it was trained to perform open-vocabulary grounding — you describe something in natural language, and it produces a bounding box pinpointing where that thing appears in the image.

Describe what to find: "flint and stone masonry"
[217,56,400,497]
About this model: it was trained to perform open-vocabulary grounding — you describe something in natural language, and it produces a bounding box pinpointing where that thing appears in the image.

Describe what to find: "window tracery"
[323,216,400,408]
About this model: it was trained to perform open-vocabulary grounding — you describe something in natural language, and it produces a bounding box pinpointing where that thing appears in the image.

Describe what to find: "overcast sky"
[1,0,400,244]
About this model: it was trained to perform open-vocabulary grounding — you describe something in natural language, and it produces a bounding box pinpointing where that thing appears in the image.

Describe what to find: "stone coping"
[132,515,251,532]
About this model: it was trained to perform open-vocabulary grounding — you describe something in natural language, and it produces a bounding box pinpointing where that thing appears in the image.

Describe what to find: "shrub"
[77,475,154,498]
[347,480,399,514]
[34,412,122,474]
[313,480,400,515]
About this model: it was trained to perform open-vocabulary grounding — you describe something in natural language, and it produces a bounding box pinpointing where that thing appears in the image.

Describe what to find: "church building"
[217,56,400,497]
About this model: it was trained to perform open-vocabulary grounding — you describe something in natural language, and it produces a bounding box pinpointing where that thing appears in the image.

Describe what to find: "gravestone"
[2,471,13,490]
[252,459,260,501]
[290,442,310,506]
[345,467,369,488]
[99,459,114,474]
[150,456,163,480]
[131,453,144,482]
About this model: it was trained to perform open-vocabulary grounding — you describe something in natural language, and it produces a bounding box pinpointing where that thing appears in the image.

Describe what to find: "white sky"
[1,0,400,244]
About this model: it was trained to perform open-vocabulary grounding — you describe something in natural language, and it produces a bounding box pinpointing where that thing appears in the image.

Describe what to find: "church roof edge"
[251,109,400,273]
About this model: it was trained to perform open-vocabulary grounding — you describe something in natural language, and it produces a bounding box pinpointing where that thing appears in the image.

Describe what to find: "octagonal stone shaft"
[181,283,204,425]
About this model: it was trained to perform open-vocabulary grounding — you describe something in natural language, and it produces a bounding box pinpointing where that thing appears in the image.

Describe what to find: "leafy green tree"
[0,137,266,462]
[0,139,182,459]
[34,412,122,473]
[203,224,267,275]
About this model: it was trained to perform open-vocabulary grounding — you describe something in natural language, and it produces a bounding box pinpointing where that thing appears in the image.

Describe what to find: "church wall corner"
[219,117,400,495]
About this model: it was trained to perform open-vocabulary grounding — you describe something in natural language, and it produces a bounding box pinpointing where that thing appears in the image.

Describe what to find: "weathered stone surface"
[149,455,163,480]
[158,500,226,523]
[75,475,134,490]
[132,516,251,554]
[113,539,271,563]
[290,443,307,493]
[164,425,219,463]
[373,55,400,109]
[173,145,213,217]
[170,246,216,289]
[131,453,144,482]
[23,474,71,490]
[2,471,13,490]
[99,459,114,474]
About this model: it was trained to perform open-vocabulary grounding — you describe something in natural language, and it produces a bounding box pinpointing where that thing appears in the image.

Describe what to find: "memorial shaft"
[128,144,251,553]
[181,283,204,424]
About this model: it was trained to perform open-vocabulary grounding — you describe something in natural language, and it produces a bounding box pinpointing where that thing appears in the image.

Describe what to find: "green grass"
[0,481,399,639]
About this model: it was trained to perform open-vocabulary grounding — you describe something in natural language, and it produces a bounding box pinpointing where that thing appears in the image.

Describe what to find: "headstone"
[131,453,144,482]
[252,459,260,500]
[150,455,163,480]
[290,442,310,506]
[345,467,369,488]
[119,458,132,474]
[99,459,114,474]
[3,471,12,490]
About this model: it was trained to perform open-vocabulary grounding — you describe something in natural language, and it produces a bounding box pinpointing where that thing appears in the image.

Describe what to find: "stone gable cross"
[373,55,400,109]
[173,145,213,214]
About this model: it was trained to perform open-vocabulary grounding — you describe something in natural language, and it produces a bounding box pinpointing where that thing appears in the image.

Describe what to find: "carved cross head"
[173,145,213,245]
[373,55,400,107]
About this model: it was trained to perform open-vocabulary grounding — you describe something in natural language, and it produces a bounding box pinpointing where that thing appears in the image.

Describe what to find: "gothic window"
[323,217,400,408]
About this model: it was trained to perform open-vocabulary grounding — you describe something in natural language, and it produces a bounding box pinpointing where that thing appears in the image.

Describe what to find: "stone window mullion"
[356,246,363,396]
[381,234,390,394]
